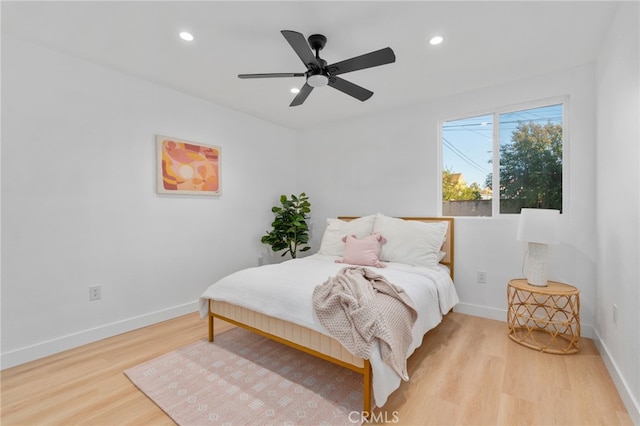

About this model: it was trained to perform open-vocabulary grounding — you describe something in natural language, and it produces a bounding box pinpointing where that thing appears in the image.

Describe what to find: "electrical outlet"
[613,304,618,324]
[477,271,487,284]
[89,285,101,301]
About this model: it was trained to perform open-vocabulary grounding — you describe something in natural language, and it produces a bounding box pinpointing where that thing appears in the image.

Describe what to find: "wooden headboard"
[338,216,455,280]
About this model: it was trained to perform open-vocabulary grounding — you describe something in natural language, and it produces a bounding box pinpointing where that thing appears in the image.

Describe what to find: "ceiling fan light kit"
[307,74,329,88]
[238,30,396,107]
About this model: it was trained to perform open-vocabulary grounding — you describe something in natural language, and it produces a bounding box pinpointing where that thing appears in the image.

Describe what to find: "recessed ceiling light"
[179,31,194,42]
[290,88,300,94]
[429,35,444,46]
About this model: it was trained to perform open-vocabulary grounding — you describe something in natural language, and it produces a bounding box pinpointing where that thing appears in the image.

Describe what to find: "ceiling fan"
[238,30,396,107]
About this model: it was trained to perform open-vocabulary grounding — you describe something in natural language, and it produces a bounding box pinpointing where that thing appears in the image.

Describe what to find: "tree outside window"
[496,117,563,213]
[442,102,564,216]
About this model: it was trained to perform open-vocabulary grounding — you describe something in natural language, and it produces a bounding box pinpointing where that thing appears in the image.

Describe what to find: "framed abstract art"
[156,135,221,196]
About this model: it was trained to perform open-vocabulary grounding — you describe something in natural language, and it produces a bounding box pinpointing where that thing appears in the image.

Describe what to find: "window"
[441,100,564,216]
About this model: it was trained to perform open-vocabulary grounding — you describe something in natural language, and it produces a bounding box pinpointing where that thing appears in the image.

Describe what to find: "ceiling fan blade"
[290,83,313,107]
[328,76,373,102]
[238,73,305,79]
[281,30,320,69]
[328,47,396,76]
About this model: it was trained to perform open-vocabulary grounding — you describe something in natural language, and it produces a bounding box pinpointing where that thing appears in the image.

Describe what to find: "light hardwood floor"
[1,312,632,425]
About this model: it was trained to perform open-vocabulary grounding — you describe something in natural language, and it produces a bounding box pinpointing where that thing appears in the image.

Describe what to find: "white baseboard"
[454,302,507,323]
[453,302,595,338]
[0,301,199,370]
[593,329,640,425]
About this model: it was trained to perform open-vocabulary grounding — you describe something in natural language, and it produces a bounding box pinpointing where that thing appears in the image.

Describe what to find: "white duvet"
[198,253,459,408]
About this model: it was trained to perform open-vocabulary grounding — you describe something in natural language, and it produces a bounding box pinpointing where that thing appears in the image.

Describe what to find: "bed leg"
[208,314,214,342]
[363,360,372,419]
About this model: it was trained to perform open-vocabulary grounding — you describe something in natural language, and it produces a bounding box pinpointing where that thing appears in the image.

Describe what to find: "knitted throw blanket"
[312,266,418,380]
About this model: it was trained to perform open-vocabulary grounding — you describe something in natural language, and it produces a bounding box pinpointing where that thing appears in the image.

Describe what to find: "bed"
[199,214,457,415]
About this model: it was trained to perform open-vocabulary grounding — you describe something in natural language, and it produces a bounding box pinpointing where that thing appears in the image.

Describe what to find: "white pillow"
[318,215,376,256]
[373,214,448,267]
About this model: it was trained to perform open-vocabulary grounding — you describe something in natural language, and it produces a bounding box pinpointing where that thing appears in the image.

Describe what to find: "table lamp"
[516,208,560,286]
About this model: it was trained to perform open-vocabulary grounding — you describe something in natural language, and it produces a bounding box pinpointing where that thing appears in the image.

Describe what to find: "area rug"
[125,327,363,425]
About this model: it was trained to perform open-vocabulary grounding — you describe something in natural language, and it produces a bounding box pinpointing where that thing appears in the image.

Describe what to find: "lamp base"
[524,242,549,286]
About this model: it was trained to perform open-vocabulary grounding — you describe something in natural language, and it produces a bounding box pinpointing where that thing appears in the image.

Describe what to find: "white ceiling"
[2,1,618,130]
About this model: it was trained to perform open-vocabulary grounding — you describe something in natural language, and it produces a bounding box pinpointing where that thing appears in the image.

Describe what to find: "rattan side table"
[507,278,580,354]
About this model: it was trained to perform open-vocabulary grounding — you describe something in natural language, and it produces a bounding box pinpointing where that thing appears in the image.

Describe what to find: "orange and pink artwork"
[156,136,221,195]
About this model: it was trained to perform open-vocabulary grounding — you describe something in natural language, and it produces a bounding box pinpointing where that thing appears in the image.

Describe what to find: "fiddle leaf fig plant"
[261,192,311,259]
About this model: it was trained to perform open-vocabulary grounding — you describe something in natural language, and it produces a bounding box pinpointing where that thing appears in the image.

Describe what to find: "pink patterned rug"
[125,327,363,425]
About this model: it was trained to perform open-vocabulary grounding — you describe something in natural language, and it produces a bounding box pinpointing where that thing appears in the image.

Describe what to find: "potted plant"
[261,192,311,259]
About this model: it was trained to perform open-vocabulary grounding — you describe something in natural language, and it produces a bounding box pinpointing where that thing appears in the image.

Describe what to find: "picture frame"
[156,135,221,196]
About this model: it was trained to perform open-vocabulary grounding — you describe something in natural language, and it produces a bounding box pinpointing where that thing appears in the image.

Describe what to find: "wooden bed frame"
[207,216,454,416]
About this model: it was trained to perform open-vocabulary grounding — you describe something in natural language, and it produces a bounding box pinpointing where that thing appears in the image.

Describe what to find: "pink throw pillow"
[336,233,387,268]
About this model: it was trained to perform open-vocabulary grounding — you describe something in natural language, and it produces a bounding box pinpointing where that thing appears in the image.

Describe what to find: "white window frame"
[438,96,569,217]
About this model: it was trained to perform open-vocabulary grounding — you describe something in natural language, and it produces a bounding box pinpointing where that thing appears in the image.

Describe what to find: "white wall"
[299,64,598,332]
[595,2,640,422]
[1,35,297,368]
[2,11,637,420]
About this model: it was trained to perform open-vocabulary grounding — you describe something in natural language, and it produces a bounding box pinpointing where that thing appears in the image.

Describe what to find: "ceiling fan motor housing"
[306,34,329,87]
[308,68,329,90]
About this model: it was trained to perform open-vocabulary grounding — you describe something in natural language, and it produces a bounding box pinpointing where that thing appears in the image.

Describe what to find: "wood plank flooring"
[1,312,632,425]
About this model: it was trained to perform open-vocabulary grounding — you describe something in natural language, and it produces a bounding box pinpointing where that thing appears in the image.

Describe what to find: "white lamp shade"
[517,208,560,244]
